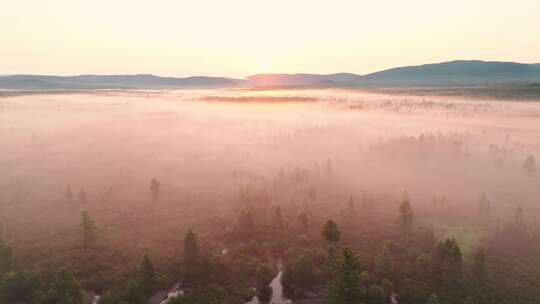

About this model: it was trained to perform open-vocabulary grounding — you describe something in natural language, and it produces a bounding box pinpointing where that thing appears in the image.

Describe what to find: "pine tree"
[80,211,96,250]
[472,247,487,283]
[321,220,340,261]
[66,184,73,200]
[150,178,160,198]
[184,229,199,264]
[347,196,356,217]
[271,205,284,230]
[399,199,414,235]
[138,254,155,294]
[325,158,333,179]
[330,248,362,304]
[523,155,536,174]
[255,264,273,302]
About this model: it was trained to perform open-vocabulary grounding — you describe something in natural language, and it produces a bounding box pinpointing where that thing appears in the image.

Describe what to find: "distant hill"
[0,74,242,89]
[246,73,361,86]
[246,61,540,87]
[362,60,540,85]
[3,60,540,89]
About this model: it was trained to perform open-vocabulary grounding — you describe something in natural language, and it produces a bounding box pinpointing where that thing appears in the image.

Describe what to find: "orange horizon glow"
[1,0,540,78]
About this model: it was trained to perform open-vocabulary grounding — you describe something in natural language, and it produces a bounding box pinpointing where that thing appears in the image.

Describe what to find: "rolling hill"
[362,60,540,85]
[0,74,242,89]
[2,60,540,89]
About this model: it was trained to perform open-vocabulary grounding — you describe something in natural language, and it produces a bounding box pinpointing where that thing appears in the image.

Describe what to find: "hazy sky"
[2,0,539,77]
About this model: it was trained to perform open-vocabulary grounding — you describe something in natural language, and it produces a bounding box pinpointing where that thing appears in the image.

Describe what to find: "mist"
[1,88,539,303]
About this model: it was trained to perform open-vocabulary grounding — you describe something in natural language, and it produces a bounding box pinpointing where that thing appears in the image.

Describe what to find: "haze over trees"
[1,88,539,304]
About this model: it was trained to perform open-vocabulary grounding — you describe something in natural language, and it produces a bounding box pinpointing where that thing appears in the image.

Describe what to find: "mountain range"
[1,60,540,90]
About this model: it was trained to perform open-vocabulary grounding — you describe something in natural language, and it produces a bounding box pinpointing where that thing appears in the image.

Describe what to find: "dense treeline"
[1,149,540,304]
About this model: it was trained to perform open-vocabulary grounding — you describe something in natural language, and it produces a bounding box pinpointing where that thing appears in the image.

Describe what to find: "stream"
[246,259,292,304]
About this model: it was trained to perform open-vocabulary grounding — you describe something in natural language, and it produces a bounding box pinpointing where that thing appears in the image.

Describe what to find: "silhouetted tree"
[255,264,273,303]
[184,229,199,264]
[523,155,536,174]
[477,192,491,224]
[79,211,96,250]
[325,158,333,179]
[321,220,340,261]
[138,254,155,295]
[399,199,414,235]
[330,248,362,304]
[66,184,73,200]
[348,196,356,215]
[181,229,201,285]
[472,247,487,283]
[150,178,160,198]
[432,238,463,285]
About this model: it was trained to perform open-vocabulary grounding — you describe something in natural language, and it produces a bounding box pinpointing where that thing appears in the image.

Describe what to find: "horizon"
[2,0,540,77]
[2,59,540,78]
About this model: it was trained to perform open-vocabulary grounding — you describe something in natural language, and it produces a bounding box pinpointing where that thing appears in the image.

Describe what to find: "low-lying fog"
[0,88,538,279]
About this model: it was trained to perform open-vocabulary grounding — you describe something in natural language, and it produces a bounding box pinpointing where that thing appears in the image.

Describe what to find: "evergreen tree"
[399,199,414,235]
[523,155,536,174]
[79,211,96,250]
[181,229,201,286]
[347,196,356,217]
[330,248,362,304]
[150,178,160,198]
[184,229,199,264]
[255,264,273,303]
[66,184,73,200]
[325,158,333,179]
[472,247,487,283]
[432,238,463,285]
[478,192,491,224]
[138,254,155,295]
[321,220,340,261]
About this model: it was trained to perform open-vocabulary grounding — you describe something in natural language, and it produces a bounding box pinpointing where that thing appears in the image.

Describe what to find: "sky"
[1,0,540,78]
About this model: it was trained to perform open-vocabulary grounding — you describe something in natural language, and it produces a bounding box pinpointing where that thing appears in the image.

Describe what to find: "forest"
[0,89,539,304]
